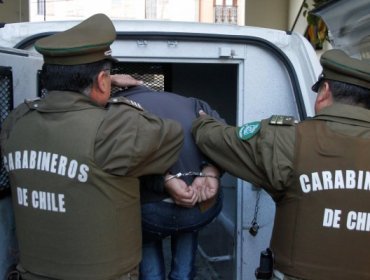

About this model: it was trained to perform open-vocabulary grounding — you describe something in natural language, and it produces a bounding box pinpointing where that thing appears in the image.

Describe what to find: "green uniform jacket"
[1,91,183,280]
[192,103,370,280]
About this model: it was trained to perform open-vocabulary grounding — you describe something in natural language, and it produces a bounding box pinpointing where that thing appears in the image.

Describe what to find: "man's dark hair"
[40,60,111,94]
[327,80,370,109]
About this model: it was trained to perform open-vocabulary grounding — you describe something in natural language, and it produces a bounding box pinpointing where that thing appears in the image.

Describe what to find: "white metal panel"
[0,48,43,107]
[236,45,297,280]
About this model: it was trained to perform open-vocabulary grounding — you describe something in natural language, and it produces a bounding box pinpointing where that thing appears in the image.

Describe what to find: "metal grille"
[112,62,171,92]
[0,66,13,191]
[37,63,171,96]
[37,70,47,98]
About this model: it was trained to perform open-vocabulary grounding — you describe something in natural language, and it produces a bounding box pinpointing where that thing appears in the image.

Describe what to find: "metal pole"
[290,0,306,32]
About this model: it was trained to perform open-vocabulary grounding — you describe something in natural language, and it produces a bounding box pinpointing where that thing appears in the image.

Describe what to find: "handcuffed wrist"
[164,171,220,183]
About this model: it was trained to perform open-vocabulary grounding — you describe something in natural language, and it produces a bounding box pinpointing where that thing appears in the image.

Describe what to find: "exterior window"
[214,0,237,24]
[37,0,45,16]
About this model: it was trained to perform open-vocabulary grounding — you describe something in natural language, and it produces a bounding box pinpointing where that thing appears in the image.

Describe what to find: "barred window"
[214,0,237,24]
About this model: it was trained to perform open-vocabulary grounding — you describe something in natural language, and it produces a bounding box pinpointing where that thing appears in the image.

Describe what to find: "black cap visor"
[312,76,324,92]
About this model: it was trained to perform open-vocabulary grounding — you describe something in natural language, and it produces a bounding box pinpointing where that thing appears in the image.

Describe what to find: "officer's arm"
[192,116,265,185]
[192,115,295,193]
[95,103,183,177]
[128,111,184,177]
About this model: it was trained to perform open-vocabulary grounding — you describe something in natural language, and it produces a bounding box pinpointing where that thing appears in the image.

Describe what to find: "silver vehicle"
[0,0,367,278]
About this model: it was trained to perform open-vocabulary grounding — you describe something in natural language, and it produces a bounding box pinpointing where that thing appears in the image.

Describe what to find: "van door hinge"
[219,47,235,58]
[137,40,148,47]
[167,41,178,48]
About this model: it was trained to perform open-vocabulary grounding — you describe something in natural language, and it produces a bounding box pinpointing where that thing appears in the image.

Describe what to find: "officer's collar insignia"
[269,115,296,126]
[127,99,143,110]
[237,121,261,140]
[109,96,143,110]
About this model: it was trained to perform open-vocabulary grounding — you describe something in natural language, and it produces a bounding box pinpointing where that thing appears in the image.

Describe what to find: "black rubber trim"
[0,48,28,57]
[13,32,56,49]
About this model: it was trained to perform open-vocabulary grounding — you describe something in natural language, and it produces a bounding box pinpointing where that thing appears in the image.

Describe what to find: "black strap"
[0,187,11,199]
[7,270,21,280]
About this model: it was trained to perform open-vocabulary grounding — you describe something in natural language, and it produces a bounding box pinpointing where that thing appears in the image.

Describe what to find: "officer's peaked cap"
[312,49,370,92]
[35,13,117,65]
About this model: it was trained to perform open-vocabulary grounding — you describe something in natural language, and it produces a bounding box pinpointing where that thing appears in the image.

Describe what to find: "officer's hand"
[198,110,207,117]
[111,74,143,87]
[192,166,220,202]
[164,177,199,208]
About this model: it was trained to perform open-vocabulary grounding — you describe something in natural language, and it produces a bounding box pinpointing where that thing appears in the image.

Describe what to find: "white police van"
[0,0,368,278]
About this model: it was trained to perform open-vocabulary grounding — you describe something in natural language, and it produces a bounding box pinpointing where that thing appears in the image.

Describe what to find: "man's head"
[35,13,117,106]
[312,49,370,113]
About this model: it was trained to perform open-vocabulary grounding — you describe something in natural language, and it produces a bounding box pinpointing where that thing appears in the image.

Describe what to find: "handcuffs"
[164,171,219,183]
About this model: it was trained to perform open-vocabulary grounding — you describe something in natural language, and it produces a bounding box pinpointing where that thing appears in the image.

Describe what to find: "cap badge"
[104,50,112,56]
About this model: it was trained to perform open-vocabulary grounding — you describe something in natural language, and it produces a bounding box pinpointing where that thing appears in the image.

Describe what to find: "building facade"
[1,0,313,34]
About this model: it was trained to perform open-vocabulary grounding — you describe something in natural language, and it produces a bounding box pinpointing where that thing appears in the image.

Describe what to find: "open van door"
[0,46,44,279]
[311,0,370,59]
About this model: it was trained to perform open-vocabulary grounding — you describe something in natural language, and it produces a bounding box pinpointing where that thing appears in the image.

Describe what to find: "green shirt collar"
[314,103,370,127]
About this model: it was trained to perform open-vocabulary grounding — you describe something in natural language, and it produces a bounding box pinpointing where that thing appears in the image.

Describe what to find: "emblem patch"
[237,121,261,140]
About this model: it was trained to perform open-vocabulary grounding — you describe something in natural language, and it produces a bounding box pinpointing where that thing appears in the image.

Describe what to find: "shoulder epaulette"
[269,115,297,126]
[24,97,41,103]
[24,97,41,109]
[109,96,143,111]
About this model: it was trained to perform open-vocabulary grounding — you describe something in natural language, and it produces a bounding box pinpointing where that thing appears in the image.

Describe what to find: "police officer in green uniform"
[192,49,370,280]
[0,14,183,280]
